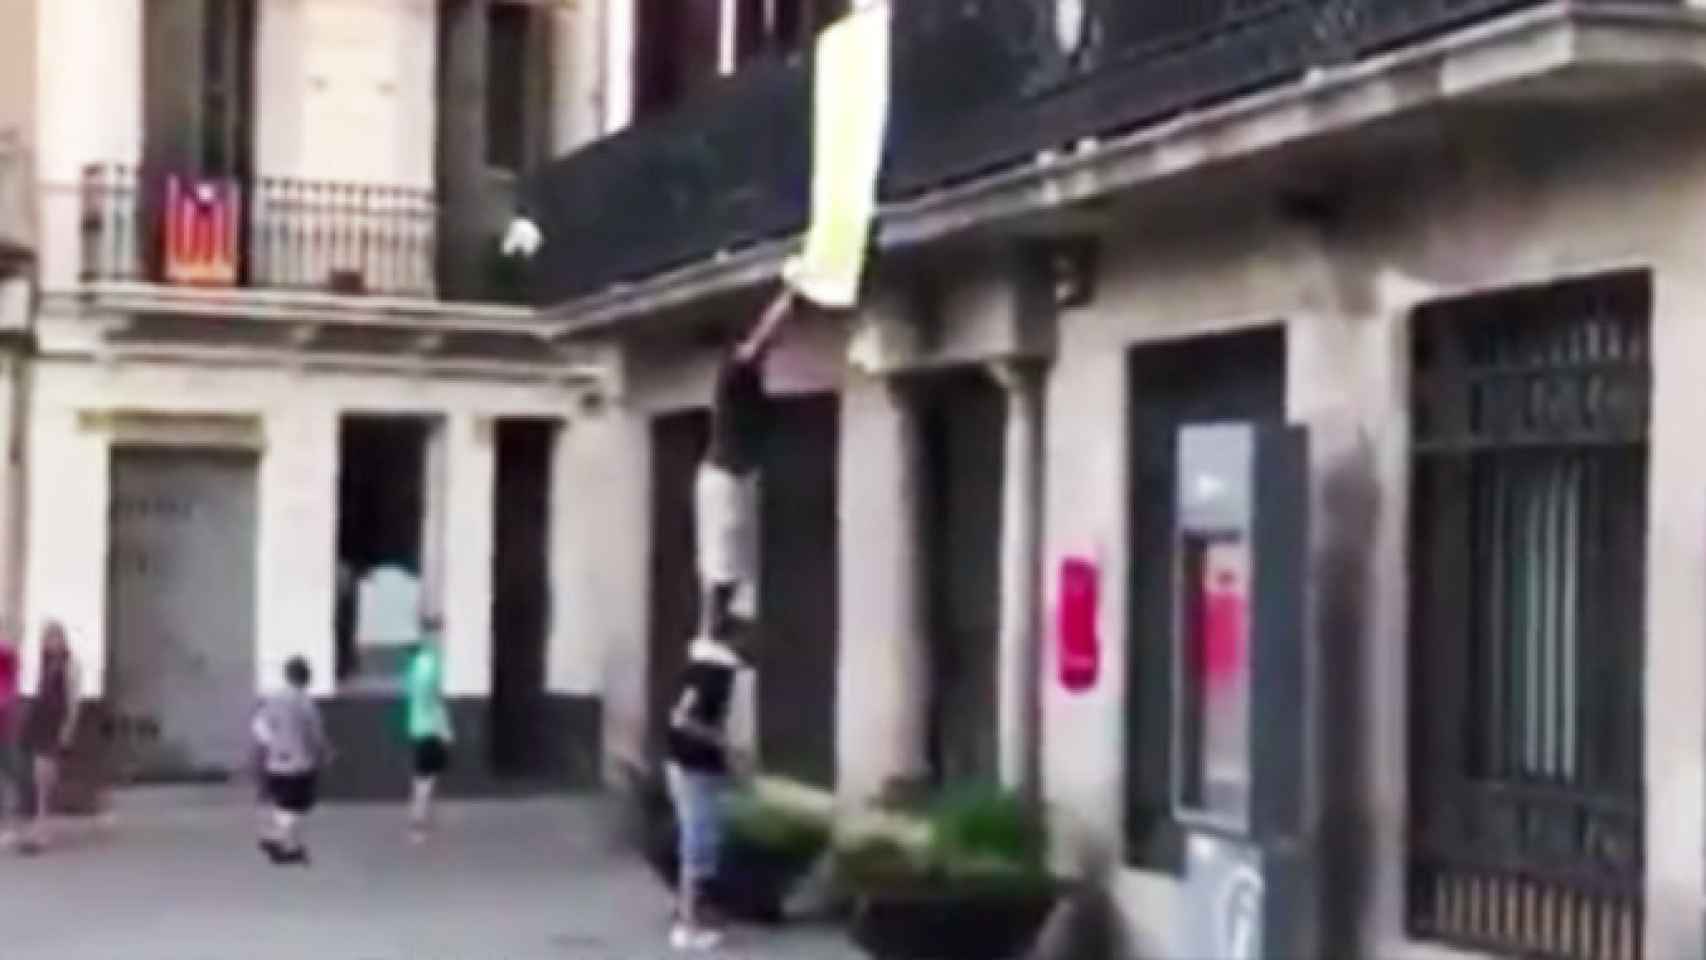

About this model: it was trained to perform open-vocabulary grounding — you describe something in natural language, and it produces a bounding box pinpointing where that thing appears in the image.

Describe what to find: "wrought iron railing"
[1408,272,1650,960]
[526,57,810,305]
[525,0,1679,303]
[886,0,1678,195]
[79,164,438,298]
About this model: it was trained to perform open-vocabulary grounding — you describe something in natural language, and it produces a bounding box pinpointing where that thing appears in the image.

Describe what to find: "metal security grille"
[1408,272,1649,960]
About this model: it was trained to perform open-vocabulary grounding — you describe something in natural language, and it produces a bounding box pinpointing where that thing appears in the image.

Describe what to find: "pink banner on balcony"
[163,175,241,287]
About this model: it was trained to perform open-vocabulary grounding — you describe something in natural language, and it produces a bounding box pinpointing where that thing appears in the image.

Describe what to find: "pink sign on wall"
[1057,556,1099,694]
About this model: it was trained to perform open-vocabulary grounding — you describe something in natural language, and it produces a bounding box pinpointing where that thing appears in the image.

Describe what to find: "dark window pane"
[486,3,531,170]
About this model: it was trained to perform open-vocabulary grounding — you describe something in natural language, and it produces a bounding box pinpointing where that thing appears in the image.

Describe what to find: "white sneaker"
[670,924,723,952]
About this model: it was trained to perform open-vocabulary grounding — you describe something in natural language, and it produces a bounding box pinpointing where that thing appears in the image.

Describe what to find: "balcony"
[525,0,1685,307]
[79,164,442,300]
[527,57,810,305]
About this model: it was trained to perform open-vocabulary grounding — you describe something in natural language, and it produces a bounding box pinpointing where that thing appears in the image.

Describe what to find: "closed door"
[920,370,1006,786]
[106,449,259,783]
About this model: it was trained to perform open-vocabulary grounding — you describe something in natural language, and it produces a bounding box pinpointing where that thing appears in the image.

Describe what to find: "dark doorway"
[647,411,712,766]
[335,416,433,688]
[141,0,257,282]
[634,0,721,119]
[1124,327,1286,870]
[756,394,840,788]
[917,369,1007,786]
[142,0,256,178]
[490,419,559,777]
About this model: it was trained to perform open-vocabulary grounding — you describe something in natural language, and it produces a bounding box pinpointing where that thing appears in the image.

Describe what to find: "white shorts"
[694,462,759,593]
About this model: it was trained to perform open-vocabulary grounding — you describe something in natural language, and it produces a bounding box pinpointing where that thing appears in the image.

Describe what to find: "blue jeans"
[666,762,728,883]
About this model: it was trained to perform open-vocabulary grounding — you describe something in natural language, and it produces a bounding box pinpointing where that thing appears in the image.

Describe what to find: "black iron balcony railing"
[526,0,1678,303]
[888,0,1676,196]
[80,164,438,298]
[528,56,811,306]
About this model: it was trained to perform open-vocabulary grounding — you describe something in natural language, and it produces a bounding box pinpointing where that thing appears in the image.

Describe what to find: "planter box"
[643,814,822,924]
[849,887,1060,960]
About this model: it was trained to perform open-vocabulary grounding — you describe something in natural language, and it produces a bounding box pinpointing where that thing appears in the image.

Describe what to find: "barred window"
[1408,272,1648,960]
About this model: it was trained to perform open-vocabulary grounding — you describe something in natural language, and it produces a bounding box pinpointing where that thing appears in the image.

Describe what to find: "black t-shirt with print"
[665,658,736,774]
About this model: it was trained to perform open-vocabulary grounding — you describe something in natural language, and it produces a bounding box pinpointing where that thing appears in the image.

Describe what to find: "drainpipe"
[0,265,34,625]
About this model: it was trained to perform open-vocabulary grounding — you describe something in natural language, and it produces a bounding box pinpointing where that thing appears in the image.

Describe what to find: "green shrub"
[831,834,928,892]
[832,785,1057,897]
[927,785,1047,875]
[725,791,833,862]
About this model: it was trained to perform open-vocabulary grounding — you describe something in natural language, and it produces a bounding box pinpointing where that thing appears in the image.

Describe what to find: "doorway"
[645,395,841,783]
[106,448,259,783]
[334,416,438,690]
[756,394,839,788]
[490,418,560,777]
[918,369,1006,786]
[647,411,711,765]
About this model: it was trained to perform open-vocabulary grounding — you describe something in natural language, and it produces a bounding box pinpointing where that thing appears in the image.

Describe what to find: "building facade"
[527,1,1706,958]
[0,0,611,797]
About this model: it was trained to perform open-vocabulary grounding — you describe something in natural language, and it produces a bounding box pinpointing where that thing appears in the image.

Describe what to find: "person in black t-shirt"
[695,286,797,637]
[663,608,752,952]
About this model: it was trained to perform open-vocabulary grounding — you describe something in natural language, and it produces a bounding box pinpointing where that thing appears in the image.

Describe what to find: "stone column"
[1641,266,1706,958]
[990,358,1046,801]
[441,414,496,698]
[837,372,929,805]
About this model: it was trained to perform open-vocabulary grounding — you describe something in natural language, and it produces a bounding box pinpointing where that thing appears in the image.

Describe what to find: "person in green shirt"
[404,614,453,844]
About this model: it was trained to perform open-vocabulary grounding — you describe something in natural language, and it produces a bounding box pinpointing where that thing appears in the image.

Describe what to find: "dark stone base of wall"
[13,695,602,810]
[315,694,603,801]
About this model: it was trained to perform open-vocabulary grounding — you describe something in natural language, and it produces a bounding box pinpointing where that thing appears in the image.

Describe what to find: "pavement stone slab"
[0,789,863,960]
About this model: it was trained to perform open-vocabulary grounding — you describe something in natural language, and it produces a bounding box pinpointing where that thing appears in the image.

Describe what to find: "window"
[1407,273,1648,960]
[634,0,848,119]
[143,0,256,177]
[485,2,534,171]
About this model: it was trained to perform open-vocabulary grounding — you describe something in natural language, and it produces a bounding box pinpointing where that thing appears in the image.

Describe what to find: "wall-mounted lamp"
[1048,237,1099,309]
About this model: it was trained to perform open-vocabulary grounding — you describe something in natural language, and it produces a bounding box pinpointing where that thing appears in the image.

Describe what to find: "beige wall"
[0,0,37,163]
[20,310,584,702]
[1040,106,1706,957]
[256,0,437,186]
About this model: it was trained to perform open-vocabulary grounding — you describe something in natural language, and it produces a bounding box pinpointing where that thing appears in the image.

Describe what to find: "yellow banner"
[784,2,891,310]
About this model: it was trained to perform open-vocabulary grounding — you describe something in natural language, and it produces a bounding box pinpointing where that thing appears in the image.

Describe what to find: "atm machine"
[1171,422,1316,960]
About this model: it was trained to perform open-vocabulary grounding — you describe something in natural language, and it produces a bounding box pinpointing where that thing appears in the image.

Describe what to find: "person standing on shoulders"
[696,286,796,633]
[404,614,453,844]
[20,621,80,856]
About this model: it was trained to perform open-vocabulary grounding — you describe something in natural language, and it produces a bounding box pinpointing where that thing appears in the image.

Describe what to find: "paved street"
[0,788,862,960]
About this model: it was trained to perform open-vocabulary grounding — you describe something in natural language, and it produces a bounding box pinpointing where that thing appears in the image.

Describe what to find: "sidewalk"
[0,788,862,960]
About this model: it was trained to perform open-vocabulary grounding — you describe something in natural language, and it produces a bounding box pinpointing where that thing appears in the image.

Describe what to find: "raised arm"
[735,286,797,364]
